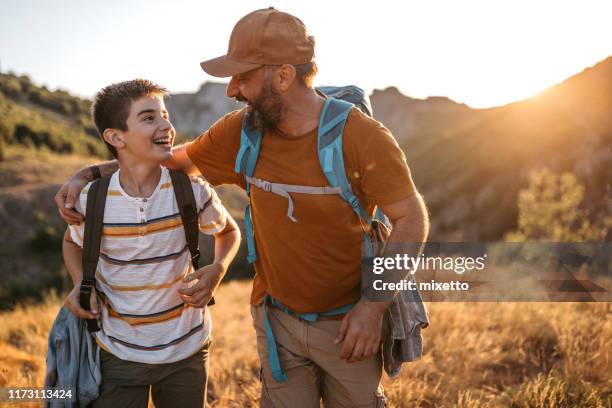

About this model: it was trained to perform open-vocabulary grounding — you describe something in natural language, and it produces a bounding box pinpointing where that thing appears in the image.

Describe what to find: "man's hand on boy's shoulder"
[64,282,100,320]
[55,173,89,225]
[179,262,225,308]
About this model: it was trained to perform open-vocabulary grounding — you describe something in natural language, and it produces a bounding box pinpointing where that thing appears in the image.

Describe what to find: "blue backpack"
[235,85,388,264]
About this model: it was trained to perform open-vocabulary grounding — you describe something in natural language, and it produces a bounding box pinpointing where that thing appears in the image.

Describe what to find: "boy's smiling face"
[106,94,175,164]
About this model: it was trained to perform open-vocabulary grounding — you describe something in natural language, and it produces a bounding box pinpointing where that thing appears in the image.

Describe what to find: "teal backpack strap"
[235,114,263,263]
[317,97,374,258]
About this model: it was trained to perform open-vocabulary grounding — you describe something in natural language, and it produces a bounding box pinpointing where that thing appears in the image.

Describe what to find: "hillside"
[1,281,610,407]
[371,58,612,240]
[0,73,106,158]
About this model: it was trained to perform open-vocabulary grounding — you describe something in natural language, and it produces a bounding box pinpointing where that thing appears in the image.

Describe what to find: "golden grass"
[0,281,610,407]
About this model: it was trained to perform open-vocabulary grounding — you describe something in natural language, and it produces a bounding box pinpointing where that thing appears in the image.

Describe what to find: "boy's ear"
[102,129,125,149]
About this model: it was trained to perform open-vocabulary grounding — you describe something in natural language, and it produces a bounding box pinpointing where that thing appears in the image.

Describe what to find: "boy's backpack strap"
[317,97,374,257]
[169,169,215,306]
[235,113,264,264]
[81,175,111,332]
[169,170,200,269]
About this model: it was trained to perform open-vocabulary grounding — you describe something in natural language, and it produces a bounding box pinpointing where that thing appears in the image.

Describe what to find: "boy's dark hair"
[92,79,168,158]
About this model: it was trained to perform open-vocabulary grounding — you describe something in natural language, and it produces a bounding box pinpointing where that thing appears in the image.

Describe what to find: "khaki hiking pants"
[251,305,387,408]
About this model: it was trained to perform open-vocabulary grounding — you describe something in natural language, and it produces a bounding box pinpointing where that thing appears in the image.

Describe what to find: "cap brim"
[200,55,262,78]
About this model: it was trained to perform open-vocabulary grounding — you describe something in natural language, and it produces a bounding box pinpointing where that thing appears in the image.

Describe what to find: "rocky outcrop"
[166,82,243,136]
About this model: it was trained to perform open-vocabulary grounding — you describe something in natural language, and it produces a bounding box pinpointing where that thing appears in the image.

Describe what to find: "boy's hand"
[64,282,100,319]
[179,262,225,308]
[55,175,88,225]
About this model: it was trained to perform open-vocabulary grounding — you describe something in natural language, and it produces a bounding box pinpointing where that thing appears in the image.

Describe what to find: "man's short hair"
[293,61,318,88]
[92,79,168,158]
[292,35,317,88]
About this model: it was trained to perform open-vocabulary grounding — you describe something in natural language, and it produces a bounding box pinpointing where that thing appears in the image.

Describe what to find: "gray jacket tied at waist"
[45,305,101,407]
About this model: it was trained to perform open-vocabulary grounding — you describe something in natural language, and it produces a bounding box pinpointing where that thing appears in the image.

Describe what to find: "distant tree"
[506,168,610,242]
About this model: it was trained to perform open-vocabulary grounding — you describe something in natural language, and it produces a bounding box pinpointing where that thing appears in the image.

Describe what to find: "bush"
[29,213,63,252]
[506,168,611,242]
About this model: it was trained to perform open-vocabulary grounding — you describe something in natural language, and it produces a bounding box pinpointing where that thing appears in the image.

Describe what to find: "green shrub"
[506,168,611,242]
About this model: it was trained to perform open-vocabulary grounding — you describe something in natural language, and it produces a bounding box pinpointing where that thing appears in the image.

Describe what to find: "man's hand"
[334,300,389,363]
[179,262,225,308]
[55,174,89,225]
[64,282,100,320]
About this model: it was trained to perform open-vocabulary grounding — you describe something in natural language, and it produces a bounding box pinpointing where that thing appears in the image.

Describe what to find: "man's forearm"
[213,217,241,272]
[163,143,201,176]
[80,143,200,181]
[77,161,118,181]
[363,193,429,304]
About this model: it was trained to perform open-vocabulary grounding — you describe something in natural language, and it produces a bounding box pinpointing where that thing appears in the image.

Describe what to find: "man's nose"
[227,76,239,98]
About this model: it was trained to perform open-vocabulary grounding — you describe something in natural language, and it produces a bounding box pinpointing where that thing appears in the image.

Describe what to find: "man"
[56,8,429,407]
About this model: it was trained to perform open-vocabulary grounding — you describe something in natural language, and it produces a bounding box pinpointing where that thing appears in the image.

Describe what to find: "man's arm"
[62,228,100,319]
[178,214,241,307]
[335,192,429,363]
[54,143,199,224]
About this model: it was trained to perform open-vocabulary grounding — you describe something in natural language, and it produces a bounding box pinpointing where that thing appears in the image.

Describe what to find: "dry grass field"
[0,280,610,407]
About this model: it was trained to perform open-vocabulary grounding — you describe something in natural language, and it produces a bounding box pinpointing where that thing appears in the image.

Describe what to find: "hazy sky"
[1,0,611,108]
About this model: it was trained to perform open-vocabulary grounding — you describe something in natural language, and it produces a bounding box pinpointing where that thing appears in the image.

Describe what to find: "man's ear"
[102,129,125,149]
[276,64,297,92]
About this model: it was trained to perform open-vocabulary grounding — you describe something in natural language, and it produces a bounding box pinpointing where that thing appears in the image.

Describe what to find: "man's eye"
[144,116,154,121]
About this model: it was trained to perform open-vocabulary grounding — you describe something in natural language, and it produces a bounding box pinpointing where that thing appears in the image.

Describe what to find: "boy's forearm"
[63,236,84,286]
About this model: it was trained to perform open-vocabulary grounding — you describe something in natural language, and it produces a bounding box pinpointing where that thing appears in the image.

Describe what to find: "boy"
[62,79,240,408]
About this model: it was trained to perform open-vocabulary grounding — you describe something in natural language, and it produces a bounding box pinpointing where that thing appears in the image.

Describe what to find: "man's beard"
[246,81,283,132]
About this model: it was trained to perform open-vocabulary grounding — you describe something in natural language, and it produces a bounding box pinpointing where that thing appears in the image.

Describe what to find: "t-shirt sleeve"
[190,177,228,235]
[186,109,245,187]
[350,112,416,206]
[67,183,91,247]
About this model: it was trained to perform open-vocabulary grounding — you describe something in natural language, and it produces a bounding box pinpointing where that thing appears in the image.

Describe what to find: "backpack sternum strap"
[246,176,342,222]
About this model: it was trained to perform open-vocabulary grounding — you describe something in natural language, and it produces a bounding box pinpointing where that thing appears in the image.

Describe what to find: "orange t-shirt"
[187,107,415,313]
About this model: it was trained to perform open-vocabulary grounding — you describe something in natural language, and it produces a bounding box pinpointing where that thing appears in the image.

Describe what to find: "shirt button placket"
[139,205,146,236]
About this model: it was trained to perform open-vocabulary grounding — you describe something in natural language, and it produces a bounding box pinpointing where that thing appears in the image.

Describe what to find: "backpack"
[79,170,213,332]
[235,85,389,265]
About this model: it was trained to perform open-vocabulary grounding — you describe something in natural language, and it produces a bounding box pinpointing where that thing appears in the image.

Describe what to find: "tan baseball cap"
[200,7,315,78]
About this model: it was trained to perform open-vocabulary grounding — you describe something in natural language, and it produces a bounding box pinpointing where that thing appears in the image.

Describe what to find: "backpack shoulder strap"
[168,169,215,306]
[235,113,263,195]
[80,175,111,332]
[235,112,264,263]
[168,170,200,269]
[317,97,372,223]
